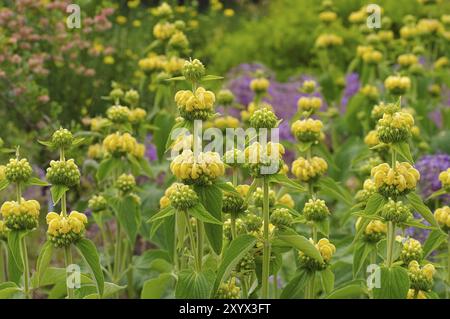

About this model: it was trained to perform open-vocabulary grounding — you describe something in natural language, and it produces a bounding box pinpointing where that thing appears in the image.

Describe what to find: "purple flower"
[340,73,360,111]
[145,134,158,161]
[415,154,450,203]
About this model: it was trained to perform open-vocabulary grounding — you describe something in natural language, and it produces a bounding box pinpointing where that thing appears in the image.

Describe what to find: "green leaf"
[402,219,435,230]
[277,229,323,263]
[320,268,335,294]
[353,241,374,278]
[245,178,258,203]
[210,235,257,297]
[392,142,413,163]
[147,205,175,223]
[188,203,222,225]
[137,157,153,177]
[406,193,439,227]
[377,239,402,262]
[201,75,224,81]
[280,269,311,298]
[35,241,54,287]
[153,111,175,161]
[71,137,86,147]
[373,266,410,299]
[75,238,105,297]
[318,176,353,206]
[38,140,54,148]
[269,174,306,193]
[141,273,174,299]
[175,269,214,299]
[0,282,21,299]
[109,195,141,243]
[215,181,239,196]
[195,184,223,255]
[165,76,186,81]
[96,157,122,181]
[423,230,447,258]
[7,230,27,272]
[297,142,313,153]
[315,218,329,237]
[27,177,50,187]
[426,188,447,201]
[50,185,69,205]
[0,179,10,191]
[326,283,366,299]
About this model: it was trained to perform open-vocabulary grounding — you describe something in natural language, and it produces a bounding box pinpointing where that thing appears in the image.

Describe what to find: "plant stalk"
[386,221,395,267]
[64,245,74,299]
[261,176,271,299]
[20,237,30,299]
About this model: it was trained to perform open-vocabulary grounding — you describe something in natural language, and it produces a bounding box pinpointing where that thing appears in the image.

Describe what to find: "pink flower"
[38,95,50,103]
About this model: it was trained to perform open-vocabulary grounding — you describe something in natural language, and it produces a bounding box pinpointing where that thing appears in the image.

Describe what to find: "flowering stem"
[386,221,395,267]
[231,217,237,240]
[447,232,450,298]
[20,237,30,299]
[305,273,316,299]
[0,244,4,282]
[232,167,238,186]
[273,270,278,299]
[16,183,21,203]
[64,245,74,299]
[391,147,397,169]
[196,220,204,271]
[261,176,271,299]
[113,223,122,282]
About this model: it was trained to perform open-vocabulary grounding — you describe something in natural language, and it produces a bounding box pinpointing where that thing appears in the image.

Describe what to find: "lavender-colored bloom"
[415,154,450,203]
[145,134,158,161]
[340,72,360,111]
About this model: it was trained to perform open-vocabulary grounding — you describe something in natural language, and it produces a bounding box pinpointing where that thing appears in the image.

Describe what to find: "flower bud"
[303,198,330,222]
[301,80,316,94]
[277,194,295,208]
[236,252,255,275]
[371,102,401,120]
[116,174,136,194]
[244,142,285,177]
[250,78,270,94]
[438,168,450,190]
[297,96,322,113]
[124,89,140,106]
[408,260,435,292]
[249,107,278,129]
[223,218,245,240]
[380,199,411,223]
[253,187,276,208]
[434,206,450,231]
[110,88,124,101]
[1,199,40,230]
[52,128,74,149]
[270,207,293,228]
[88,195,108,213]
[376,111,414,144]
[291,119,323,143]
[217,89,235,106]
[153,22,175,40]
[165,183,198,210]
[223,149,244,168]
[363,220,387,242]
[384,75,411,95]
[182,59,205,83]
[107,105,131,124]
[0,220,9,241]
[215,278,241,299]
[407,289,427,299]
[299,238,336,271]
[46,211,88,247]
[46,159,80,187]
[5,158,32,183]
[355,179,377,204]
[243,213,263,232]
[128,108,147,124]
[400,238,423,265]
[222,185,246,217]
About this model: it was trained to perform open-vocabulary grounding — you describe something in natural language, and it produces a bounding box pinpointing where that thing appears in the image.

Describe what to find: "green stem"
[241,277,248,299]
[232,168,238,186]
[386,221,395,267]
[312,225,318,242]
[20,237,30,299]
[261,176,271,299]
[99,221,113,278]
[184,212,199,271]
[447,232,450,298]
[0,244,4,282]
[113,223,122,282]
[61,193,67,217]
[196,220,203,272]
[64,246,74,299]
[391,146,397,169]
[273,270,278,299]
[231,217,237,240]
[16,183,21,203]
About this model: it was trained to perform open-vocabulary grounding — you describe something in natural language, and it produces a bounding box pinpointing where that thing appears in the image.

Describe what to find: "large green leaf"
[320,268,335,294]
[423,230,447,258]
[0,282,21,299]
[153,111,175,161]
[188,203,222,225]
[277,229,323,263]
[354,193,387,242]
[96,157,122,181]
[326,283,366,299]
[0,179,10,191]
[109,195,141,243]
[175,269,214,299]
[352,241,374,278]
[392,142,413,163]
[35,241,54,287]
[141,273,174,299]
[75,239,105,297]
[195,184,223,255]
[406,192,439,227]
[280,269,311,299]
[269,174,306,193]
[147,206,175,224]
[7,230,27,272]
[318,176,353,206]
[373,266,410,299]
[50,185,69,205]
[210,235,256,297]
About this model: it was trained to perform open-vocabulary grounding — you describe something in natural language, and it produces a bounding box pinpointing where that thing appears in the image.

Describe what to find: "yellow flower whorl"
[297,96,322,113]
[102,132,145,158]
[384,75,411,95]
[175,87,215,120]
[244,142,285,177]
[291,156,328,182]
[376,111,415,144]
[291,119,323,143]
[434,206,450,230]
[438,168,450,189]
[371,162,420,197]
[46,211,88,247]
[0,199,40,230]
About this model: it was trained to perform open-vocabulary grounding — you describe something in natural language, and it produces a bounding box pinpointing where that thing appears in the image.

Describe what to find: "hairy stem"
[196,220,204,272]
[261,176,271,299]
[64,245,74,299]
[20,237,30,299]
[386,221,395,267]
[184,211,199,271]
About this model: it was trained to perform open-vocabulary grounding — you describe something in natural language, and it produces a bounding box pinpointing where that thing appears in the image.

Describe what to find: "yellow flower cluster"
[291,157,328,182]
[170,150,225,185]
[384,75,411,94]
[241,102,273,122]
[277,194,295,209]
[87,144,103,159]
[364,130,380,147]
[164,56,185,74]
[250,78,270,93]
[378,30,394,42]
[356,45,373,58]
[138,54,166,72]
[102,132,145,158]
[397,54,418,67]
[297,96,322,113]
[1,199,40,230]
[291,119,323,143]
[0,165,5,181]
[408,260,435,282]
[175,87,215,120]
[365,220,387,236]
[205,116,239,130]
[47,211,88,236]
[362,50,383,64]
[90,117,109,132]
[153,22,176,40]
[438,168,450,189]
[245,142,285,165]
[315,34,343,48]
[319,11,337,23]
[348,9,366,24]
[400,25,419,40]
[316,238,336,262]
[407,289,427,299]
[434,57,449,70]
[417,19,443,34]
[371,162,420,196]
[434,206,450,230]
[129,108,147,124]
[377,111,415,143]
